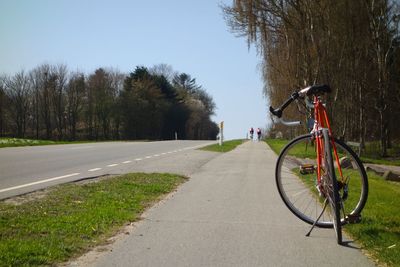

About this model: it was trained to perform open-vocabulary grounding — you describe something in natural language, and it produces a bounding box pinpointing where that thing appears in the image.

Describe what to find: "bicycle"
[257,128,262,141]
[269,85,368,245]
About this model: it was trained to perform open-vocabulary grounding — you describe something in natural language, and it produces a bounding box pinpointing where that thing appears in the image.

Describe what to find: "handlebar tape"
[306,84,331,96]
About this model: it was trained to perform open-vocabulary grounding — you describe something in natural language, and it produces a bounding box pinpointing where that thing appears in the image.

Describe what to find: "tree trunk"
[358,85,365,157]
[379,110,388,157]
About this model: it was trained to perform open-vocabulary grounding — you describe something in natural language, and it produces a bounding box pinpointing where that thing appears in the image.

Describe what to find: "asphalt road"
[70,141,375,267]
[0,140,215,200]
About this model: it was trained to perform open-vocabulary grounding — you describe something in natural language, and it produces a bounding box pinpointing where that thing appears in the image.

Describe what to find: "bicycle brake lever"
[275,117,302,127]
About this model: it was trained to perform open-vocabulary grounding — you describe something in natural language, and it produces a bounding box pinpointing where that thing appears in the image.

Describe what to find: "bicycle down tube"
[312,95,344,188]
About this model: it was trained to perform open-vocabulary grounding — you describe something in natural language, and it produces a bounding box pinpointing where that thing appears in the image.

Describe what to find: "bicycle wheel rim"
[275,134,333,228]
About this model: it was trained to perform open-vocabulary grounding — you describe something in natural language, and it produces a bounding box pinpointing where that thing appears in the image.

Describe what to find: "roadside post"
[219,121,224,146]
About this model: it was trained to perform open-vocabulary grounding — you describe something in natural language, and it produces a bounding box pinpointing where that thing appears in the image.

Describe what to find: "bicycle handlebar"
[269,84,331,124]
[269,92,299,118]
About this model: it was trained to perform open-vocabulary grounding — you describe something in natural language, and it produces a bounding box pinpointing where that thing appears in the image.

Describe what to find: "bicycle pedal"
[346,214,362,224]
[300,164,315,174]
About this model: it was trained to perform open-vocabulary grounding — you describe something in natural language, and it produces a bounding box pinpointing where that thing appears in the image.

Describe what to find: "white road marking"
[107,164,119,167]
[88,168,102,172]
[0,142,216,195]
[0,173,81,193]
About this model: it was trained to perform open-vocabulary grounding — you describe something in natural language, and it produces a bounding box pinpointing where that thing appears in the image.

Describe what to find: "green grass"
[200,139,245,153]
[361,141,400,166]
[296,169,400,266]
[266,138,400,166]
[345,172,400,266]
[0,138,58,148]
[360,157,400,166]
[265,138,289,155]
[0,138,149,149]
[0,173,187,266]
[266,138,400,266]
[0,138,97,148]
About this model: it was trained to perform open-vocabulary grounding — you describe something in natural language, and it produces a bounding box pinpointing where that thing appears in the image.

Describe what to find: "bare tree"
[50,64,68,140]
[0,75,7,136]
[31,64,53,139]
[149,64,177,82]
[4,71,32,137]
[29,68,42,139]
[66,72,85,140]
[365,0,400,156]
[86,68,115,140]
[108,68,125,139]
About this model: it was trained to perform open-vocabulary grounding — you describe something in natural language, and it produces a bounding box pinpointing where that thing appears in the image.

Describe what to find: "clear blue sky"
[0,0,268,140]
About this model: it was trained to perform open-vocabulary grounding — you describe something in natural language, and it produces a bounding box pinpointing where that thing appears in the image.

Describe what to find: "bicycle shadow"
[340,240,360,249]
[305,232,361,249]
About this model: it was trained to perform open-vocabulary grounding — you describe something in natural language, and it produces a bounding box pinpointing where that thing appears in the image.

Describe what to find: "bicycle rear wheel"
[275,133,368,228]
[322,129,342,244]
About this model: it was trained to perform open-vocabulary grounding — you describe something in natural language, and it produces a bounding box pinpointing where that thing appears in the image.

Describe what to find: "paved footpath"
[70,141,375,267]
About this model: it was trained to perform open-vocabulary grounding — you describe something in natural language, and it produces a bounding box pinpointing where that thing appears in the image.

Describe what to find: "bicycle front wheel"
[275,133,368,228]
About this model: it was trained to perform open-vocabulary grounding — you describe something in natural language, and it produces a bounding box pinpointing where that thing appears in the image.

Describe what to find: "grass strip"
[265,138,288,155]
[266,138,400,266]
[0,173,187,266]
[0,138,97,148]
[199,139,244,153]
[266,138,400,166]
[0,138,150,149]
[360,157,400,166]
[0,138,58,148]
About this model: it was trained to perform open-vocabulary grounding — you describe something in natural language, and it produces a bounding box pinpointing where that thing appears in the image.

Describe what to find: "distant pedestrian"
[257,128,261,141]
[249,127,254,140]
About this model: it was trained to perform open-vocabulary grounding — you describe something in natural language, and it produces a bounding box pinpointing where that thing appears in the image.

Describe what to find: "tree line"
[223,0,400,156]
[0,64,218,141]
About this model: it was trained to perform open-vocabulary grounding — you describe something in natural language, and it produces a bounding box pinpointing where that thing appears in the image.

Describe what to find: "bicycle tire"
[275,133,368,228]
[322,129,342,244]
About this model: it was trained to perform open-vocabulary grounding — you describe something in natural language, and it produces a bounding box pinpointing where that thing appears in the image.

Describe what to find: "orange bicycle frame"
[313,96,344,184]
